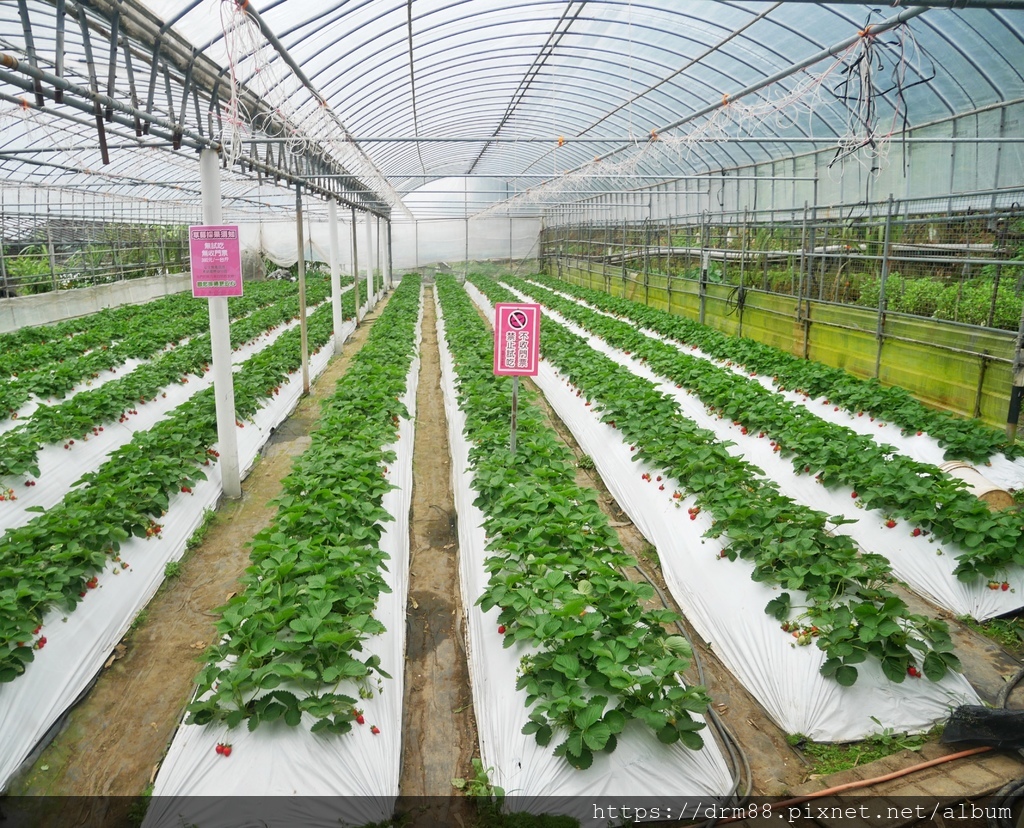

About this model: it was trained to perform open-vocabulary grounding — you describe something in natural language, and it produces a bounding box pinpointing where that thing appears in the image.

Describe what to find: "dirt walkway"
[397,286,478,826]
[5,306,389,826]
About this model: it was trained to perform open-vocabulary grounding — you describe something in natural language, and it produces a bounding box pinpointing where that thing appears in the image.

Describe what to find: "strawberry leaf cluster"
[185,276,420,735]
[504,276,1024,583]
[529,275,1021,463]
[468,274,961,689]
[437,275,709,772]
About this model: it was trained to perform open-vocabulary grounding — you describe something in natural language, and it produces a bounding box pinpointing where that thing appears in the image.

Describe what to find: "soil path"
[6,304,390,825]
[396,286,478,826]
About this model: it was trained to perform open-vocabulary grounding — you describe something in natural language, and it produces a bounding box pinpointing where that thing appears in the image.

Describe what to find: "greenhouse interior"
[2,0,1024,826]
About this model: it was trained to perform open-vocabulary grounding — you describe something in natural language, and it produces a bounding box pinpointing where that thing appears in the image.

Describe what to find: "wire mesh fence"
[541,190,1024,333]
[0,219,189,297]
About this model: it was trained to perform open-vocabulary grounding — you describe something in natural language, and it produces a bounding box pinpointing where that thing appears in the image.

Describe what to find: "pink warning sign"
[189,225,243,298]
[493,302,541,376]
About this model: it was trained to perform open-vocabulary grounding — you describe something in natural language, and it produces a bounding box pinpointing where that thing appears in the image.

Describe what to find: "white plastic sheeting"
[0,312,353,792]
[390,217,541,270]
[0,296,342,529]
[143,292,422,827]
[434,291,735,819]
[522,280,1024,621]
[467,282,979,743]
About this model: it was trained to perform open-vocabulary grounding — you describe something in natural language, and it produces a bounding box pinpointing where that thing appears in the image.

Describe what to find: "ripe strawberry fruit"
[215,744,224,755]
[370,726,380,735]
[911,527,922,537]
[907,666,920,678]
[222,745,232,757]
[885,520,896,529]
[851,492,859,499]
[1003,582,1011,592]
[498,625,506,634]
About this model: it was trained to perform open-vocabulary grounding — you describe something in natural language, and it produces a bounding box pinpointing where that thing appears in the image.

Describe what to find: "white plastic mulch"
[469,282,979,743]
[0,296,368,793]
[142,290,420,828]
[435,289,735,822]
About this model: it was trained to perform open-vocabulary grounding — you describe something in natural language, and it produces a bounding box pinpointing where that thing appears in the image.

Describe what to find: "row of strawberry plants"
[0,277,339,479]
[533,275,1021,463]
[0,280,300,418]
[436,274,710,771]
[505,276,1024,583]
[468,274,961,689]
[0,294,345,685]
[0,292,204,380]
[184,275,420,735]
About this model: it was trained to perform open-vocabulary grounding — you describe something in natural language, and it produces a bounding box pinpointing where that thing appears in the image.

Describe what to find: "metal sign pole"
[199,148,241,499]
[510,375,519,455]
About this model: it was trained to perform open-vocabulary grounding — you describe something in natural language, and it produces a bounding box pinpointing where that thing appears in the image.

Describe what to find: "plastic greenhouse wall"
[550,256,1019,430]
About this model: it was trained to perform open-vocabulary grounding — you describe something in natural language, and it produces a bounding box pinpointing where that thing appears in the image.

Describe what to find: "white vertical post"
[350,206,360,324]
[200,148,241,499]
[385,220,391,290]
[295,185,309,394]
[375,216,382,298]
[328,198,344,355]
[364,213,374,309]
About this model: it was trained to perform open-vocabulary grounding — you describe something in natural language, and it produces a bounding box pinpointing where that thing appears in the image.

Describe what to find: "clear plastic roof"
[1,1,1023,222]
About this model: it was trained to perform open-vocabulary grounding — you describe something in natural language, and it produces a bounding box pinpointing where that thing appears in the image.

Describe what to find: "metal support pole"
[1009,298,1024,442]
[350,206,360,324]
[328,197,344,356]
[200,148,241,499]
[874,195,895,379]
[375,216,383,297]
[295,185,309,394]
[510,375,519,455]
[385,219,393,289]
[364,212,373,310]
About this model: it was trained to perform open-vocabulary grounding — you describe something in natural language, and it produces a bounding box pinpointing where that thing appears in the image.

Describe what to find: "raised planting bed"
[503,275,1024,618]
[435,274,735,809]
[465,273,978,741]
[145,277,420,825]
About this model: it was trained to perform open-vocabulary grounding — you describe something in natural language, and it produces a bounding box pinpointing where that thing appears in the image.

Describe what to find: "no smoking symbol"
[508,310,529,329]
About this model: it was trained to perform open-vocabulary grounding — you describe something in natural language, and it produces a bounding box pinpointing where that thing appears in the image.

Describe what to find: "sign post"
[194,149,243,499]
[493,302,541,455]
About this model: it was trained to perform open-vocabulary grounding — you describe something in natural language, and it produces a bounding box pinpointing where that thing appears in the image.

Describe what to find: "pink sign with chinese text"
[493,302,541,376]
[189,225,243,298]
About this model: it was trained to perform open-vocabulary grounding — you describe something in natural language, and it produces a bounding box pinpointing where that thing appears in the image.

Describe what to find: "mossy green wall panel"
[804,302,879,379]
[548,257,1018,428]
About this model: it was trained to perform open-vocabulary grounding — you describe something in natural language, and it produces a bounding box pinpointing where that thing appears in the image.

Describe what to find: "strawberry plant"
[183,276,420,735]
[501,276,1024,584]
[0,277,342,478]
[0,293,347,684]
[437,275,710,771]
[528,275,1021,463]
[468,273,962,689]
[0,278,312,420]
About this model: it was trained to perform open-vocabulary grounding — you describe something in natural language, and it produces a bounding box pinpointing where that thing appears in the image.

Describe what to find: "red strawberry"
[907,666,920,678]
[498,625,506,634]
[851,492,858,499]
[370,726,380,735]
[222,745,232,757]
[1003,582,1010,592]
[885,520,896,529]
[911,527,922,537]
[356,714,365,725]
[215,744,224,755]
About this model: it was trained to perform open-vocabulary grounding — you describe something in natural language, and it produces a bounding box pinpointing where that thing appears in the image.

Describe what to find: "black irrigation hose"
[989,666,1024,828]
[725,285,746,317]
[629,559,754,810]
